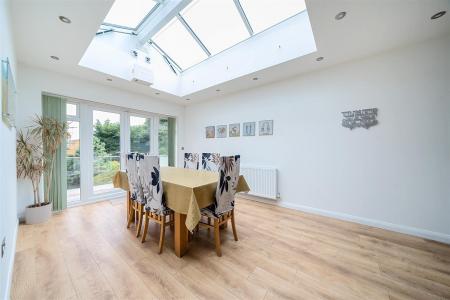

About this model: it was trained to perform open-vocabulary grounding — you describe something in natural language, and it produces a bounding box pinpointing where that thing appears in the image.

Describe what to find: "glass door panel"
[67,120,80,202]
[92,110,121,195]
[159,117,169,166]
[130,115,151,153]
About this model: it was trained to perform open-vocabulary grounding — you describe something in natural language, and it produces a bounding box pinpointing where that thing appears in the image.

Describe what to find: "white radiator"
[240,165,278,200]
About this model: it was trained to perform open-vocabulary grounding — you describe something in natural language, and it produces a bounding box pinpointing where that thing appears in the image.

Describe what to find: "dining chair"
[201,153,220,171]
[200,155,240,256]
[184,152,200,169]
[139,155,174,253]
[125,153,146,237]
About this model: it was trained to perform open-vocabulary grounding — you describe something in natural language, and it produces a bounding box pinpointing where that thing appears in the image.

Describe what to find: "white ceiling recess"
[11,0,450,104]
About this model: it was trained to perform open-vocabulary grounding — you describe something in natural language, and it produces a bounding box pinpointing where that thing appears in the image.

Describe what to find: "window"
[150,0,307,71]
[66,103,78,117]
[66,102,80,203]
[103,0,158,29]
[238,0,307,34]
[64,99,171,205]
[92,110,121,195]
[159,117,169,167]
[180,0,250,55]
[130,115,151,153]
[153,18,208,70]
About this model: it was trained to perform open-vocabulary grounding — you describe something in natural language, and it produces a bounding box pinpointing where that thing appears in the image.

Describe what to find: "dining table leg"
[174,212,188,257]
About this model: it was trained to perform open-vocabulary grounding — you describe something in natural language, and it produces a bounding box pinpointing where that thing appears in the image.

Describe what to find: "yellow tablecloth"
[113,167,250,231]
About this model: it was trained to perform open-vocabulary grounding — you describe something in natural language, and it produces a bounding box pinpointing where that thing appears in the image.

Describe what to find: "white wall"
[0,0,18,298]
[184,34,450,243]
[15,64,185,217]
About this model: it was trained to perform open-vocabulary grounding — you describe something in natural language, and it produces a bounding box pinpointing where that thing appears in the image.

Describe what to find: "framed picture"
[243,122,255,136]
[229,123,240,137]
[216,125,227,138]
[205,126,215,138]
[1,58,16,128]
[259,120,273,136]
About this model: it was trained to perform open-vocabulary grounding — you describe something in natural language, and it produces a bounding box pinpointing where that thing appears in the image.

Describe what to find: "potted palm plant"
[17,116,69,224]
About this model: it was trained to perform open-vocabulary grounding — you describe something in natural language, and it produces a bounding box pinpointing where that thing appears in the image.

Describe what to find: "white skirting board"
[238,194,450,245]
[4,218,18,300]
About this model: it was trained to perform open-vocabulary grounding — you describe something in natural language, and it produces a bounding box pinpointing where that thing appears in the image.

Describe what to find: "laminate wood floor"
[11,198,450,300]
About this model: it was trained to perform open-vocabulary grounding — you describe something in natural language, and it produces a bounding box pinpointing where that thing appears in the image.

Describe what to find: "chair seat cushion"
[201,206,231,219]
[145,206,172,216]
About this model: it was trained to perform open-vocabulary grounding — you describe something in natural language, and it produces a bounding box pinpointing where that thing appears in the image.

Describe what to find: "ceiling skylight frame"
[149,40,183,73]
[237,0,307,34]
[148,0,307,72]
[176,14,211,57]
[233,0,254,36]
[102,1,161,32]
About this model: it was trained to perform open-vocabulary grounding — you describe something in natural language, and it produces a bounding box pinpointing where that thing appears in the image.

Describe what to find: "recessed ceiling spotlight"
[335,11,346,20]
[316,56,324,61]
[431,11,446,20]
[106,78,112,81]
[185,98,191,101]
[155,92,160,95]
[216,89,221,92]
[50,55,60,60]
[252,77,259,81]
[58,16,71,24]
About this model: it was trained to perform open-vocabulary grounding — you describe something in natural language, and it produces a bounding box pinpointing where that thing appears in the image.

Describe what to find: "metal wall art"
[342,108,378,130]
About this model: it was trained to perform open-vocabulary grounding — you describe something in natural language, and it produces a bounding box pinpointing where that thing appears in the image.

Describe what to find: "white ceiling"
[11,0,450,105]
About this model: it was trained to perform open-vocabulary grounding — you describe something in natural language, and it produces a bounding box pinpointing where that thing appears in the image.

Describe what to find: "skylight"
[152,18,208,70]
[239,0,307,33]
[180,0,250,55]
[150,0,307,71]
[103,0,158,29]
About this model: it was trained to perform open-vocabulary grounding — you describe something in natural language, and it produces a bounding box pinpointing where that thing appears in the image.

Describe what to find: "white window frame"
[65,97,171,207]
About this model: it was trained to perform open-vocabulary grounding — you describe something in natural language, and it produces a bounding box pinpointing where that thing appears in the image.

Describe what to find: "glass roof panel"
[104,0,157,29]
[181,0,250,55]
[239,0,307,34]
[152,18,208,70]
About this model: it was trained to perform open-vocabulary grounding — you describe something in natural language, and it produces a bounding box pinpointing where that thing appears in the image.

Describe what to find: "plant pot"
[25,202,52,224]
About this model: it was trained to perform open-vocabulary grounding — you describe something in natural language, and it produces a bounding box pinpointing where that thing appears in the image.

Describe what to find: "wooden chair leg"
[169,213,174,232]
[136,204,144,237]
[214,219,222,257]
[141,212,149,243]
[127,202,134,229]
[231,210,238,241]
[158,217,166,254]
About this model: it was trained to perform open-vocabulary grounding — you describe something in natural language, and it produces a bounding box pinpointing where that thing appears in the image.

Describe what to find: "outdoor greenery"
[67,118,169,190]
[159,118,168,155]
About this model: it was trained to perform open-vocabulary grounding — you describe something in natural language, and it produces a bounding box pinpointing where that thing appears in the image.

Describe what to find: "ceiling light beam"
[177,14,211,56]
[233,0,254,36]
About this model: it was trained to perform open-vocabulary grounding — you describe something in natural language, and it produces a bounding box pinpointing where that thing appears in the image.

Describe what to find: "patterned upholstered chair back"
[202,153,220,171]
[125,153,144,204]
[139,155,166,215]
[184,153,200,170]
[213,155,241,216]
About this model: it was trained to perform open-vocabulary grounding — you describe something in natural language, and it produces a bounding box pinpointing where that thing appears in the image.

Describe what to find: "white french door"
[66,99,162,206]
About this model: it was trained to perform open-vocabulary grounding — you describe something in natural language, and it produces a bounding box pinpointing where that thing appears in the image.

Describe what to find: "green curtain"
[168,117,176,167]
[42,94,67,211]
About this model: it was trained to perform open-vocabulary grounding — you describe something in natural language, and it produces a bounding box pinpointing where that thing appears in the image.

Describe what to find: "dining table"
[113,167,250,257]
